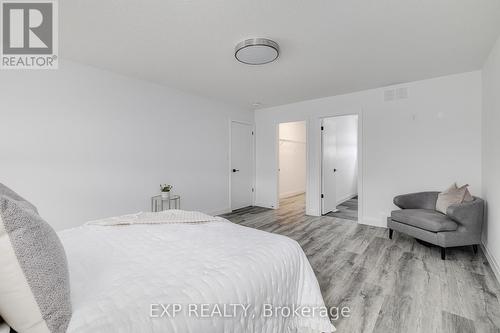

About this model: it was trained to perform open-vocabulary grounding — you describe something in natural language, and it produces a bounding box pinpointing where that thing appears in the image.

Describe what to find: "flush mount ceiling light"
[235,38,280,65]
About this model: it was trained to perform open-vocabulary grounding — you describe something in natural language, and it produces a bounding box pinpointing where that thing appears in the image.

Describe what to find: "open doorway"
[278,121,307,209]
[321,115,358,221]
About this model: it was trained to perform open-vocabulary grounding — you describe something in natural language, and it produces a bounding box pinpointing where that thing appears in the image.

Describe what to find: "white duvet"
[59,211,335,333]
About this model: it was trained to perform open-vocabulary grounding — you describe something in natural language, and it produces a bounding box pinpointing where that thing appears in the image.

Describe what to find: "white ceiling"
[60,0,500,110]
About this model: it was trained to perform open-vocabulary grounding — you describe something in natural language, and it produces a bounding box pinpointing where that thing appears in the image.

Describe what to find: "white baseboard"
[306,209,319,217]
[358,216,386,228]
[254,202,276,209]
[209,208,232,216]
[279,190,305,199]
[481,243,500,284]
[336,193,358,206]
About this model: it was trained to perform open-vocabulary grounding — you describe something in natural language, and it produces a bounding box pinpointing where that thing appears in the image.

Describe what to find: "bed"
[59,211,335,333]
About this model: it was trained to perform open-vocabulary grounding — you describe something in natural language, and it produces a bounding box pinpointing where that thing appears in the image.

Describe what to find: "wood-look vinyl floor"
[325,196,358,221]
[221,194,500,333]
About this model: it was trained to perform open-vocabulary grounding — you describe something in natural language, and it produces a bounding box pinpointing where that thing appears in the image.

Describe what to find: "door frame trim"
[228,119,256,212]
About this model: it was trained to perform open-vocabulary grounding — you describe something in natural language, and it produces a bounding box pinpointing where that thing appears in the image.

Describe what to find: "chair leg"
[441,247,446,260]
[472,244,478,254]
[389,229,393,239]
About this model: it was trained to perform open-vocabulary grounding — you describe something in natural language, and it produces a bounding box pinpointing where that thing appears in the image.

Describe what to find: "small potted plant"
[160,184,173,200]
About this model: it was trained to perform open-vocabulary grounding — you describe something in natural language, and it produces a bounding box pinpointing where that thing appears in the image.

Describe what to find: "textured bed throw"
[0,184,72,333]
[87,209,223,226]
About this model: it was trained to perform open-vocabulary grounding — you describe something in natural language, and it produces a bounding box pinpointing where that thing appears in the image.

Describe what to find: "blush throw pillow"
[0,193,71,333]
[463,186,474,202]
[436,183,473,215]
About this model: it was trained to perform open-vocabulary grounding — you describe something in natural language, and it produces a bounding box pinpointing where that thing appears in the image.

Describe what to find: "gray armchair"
[387,191,484,260]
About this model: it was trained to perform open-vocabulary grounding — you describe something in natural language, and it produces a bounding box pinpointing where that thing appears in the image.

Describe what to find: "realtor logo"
[1,0,58,69]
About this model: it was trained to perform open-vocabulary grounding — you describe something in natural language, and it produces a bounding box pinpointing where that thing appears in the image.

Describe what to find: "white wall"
[279,121,306,198]
[0,61,252,230]
[482,35,500,275]
[255,71,482,227]
[323,115,358,204]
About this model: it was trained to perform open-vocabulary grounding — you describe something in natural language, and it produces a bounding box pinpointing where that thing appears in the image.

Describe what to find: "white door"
[231,121,253,210]
[321,118,338,214]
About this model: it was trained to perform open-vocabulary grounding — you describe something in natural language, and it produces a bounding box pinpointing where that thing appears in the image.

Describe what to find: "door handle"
[232,169,240,173]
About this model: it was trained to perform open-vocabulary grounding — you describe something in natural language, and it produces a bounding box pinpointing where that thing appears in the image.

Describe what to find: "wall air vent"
[384,87,408,102]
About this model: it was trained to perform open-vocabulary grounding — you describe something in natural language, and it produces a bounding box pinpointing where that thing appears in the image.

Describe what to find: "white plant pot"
[161,192,170,200]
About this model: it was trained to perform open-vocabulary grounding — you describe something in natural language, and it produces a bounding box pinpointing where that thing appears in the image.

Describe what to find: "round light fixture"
[235,38,279,65]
